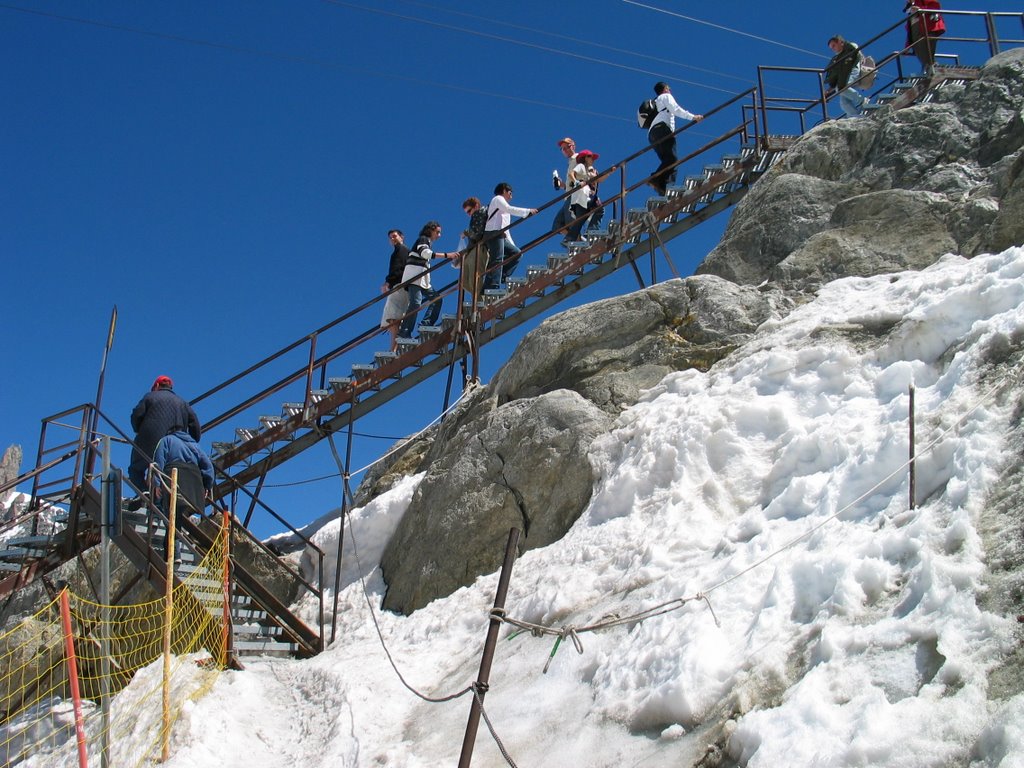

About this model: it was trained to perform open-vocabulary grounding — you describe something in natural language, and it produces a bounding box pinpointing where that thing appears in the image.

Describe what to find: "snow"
[29,248,1024,766]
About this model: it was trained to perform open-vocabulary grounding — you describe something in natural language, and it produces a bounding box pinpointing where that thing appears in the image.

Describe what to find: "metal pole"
[457,528,521,768]
[100,436,112,768]
[329,408,358,646]
[87,306,117,479]
[909,384,916,510]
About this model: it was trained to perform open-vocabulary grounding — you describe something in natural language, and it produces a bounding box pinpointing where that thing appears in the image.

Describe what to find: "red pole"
[59,589,90,768]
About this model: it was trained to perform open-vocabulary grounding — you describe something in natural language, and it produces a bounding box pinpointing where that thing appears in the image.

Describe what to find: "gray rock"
[0,445,21,489]
[380,389,611,614]
[697,51,1024,288]
[491,276,775,413]
[984,151,1024,254]
[697,174,863,284]
[773,189,957,283]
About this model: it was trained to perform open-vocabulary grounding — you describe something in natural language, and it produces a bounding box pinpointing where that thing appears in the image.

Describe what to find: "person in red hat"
[566,150,602,242]
[128,375,202,498]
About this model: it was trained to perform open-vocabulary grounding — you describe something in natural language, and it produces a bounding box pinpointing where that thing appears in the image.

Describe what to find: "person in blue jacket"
[151,427,215,562]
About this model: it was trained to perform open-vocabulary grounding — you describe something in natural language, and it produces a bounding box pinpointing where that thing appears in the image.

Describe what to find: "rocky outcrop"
[699,48,1024,286]
[491,276,778,412]
[1,445,23,520]
[380,389,612,614]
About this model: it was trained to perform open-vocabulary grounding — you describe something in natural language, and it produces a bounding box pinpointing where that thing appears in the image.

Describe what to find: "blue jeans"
[484,237,521,289]
[399,285,441,337]
[551,197,571,234]
[839,65,867,118]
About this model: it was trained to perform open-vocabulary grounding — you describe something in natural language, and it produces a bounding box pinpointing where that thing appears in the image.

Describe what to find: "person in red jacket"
[905,0,946,74]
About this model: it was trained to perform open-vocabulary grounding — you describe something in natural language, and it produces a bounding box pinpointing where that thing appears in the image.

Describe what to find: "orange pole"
[59,590,90,768]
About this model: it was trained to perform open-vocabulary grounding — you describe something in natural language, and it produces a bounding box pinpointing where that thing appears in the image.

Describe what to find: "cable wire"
[621,0,829,60]
[321,0,739,95]
[0,2,632,122]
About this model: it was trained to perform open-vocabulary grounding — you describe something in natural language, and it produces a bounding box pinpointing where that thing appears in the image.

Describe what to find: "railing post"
[458,528,521,768]
[303,333,318,414]
[908,385,916,510]
[985,13,1000,56]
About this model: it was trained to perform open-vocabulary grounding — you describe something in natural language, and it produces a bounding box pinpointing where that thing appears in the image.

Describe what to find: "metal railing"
[756,9,1024,137]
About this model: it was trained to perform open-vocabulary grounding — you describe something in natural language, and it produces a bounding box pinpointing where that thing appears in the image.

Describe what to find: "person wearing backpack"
[825,35,869,118]
[647,82,703,196]
[457,197,490,298]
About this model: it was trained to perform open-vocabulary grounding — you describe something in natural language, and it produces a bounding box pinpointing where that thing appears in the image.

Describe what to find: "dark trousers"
[160,461,205,561]
[648,122,677,193]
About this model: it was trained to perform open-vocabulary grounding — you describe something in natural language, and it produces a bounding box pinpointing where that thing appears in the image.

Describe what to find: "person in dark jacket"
[825,36,869,118]
[151,428,215,562]
[905,0,946,73]
[380,229,410,351]
[129,375,201,493]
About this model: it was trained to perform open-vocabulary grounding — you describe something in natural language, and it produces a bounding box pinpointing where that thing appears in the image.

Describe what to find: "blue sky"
[2,1,1019,537]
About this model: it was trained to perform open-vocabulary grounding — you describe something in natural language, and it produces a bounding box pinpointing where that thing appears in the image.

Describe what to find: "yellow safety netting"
[0,515,231,767]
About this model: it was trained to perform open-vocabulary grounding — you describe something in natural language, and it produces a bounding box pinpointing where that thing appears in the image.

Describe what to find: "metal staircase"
[0,410,323,660]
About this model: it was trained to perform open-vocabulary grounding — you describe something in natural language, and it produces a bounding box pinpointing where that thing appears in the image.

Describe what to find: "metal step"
[232,639,299,655]
[417,325,443,342]
[235,427,260,443]
[259,415,286,430]
[211,441,236,459]
[0,547,34,561]
[395,337,420,356]
[328,376,354,392]
[233,622,284,638]
[372,352,401,379]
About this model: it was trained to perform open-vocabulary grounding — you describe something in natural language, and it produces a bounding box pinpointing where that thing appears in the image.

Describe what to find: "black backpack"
[466,206,490,244]
[637,99,659,129]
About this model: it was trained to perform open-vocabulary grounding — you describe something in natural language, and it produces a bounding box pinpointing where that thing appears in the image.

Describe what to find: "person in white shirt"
[483,182,537,290]
[648,81,703,195]
[551,136,578,236]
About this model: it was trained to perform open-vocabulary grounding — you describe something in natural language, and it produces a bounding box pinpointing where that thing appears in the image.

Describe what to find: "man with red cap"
[551,137,579,237]
[128,375,202,499]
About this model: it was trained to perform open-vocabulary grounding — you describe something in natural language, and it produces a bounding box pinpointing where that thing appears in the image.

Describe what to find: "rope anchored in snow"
[497,592,721,673]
